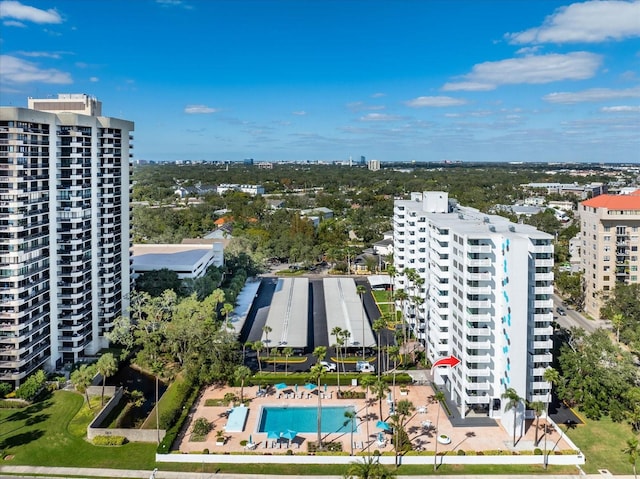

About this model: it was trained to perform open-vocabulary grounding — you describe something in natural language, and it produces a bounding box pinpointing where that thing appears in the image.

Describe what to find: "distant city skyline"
[1,0,639,163]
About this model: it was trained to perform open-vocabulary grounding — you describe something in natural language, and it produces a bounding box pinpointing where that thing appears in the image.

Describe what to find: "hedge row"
[157,383,199,454]
[92,435,127,446]
[246,372,413,387]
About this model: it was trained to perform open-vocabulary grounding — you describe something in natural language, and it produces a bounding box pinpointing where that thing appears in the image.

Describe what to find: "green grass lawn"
[566,415,637,474]
[0,390,156,469]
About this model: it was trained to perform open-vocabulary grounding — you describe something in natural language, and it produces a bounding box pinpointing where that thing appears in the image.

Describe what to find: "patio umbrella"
[294,384,298,392]
[304,383,317,391]
[267,431,280,439]
[376,420,391,431]
[282,429,297,447]
[324,383,328,392]
[248,434,253,445]
[275,382,287,390]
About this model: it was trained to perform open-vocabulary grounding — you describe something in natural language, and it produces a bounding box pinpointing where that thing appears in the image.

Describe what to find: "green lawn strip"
[0,390,156,469]
[156,461,576,475]
[141,374,186,430]
[566,415,636,474]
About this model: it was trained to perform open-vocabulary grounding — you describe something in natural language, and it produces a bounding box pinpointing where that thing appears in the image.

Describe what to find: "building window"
[603,276,610,282]
[632,276,638,282]
[604,255,610,261]
[604,235,611,241]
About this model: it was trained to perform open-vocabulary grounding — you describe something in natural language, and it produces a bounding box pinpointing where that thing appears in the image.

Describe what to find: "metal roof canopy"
[324,278,376,349]
[263,277,309,349]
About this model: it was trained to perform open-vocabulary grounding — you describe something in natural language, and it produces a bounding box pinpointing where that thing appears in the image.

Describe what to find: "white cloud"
[371,92,386,98]
[543,86,640,103]
[359,113,401,121]
[89,76,99,82]
[156,0,193,9]
[0,54,71,83]
[347,101,386,112]
[444,52,601,91]
[601,105,640,112]
[2,19,23,26]
[184,104,219,114]
[405,96,467,107]
[515,46,542,55]
[17,50,61,59]
[292,110,306,116]
[506,0,640,44]
[0,1,62,24]
[442,81,495,92]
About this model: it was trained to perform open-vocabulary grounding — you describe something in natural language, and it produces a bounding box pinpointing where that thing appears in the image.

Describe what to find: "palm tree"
[341,329,352,372]
[529,400,545,446]
[393,289,408,356]
[387,345,400,403]
[283,346,293,375]
[623,437,638,479]
[151,360,164,444]
[433,390,445,472]
[386,264,396,305]
[252,340,264,373]
[345,455,396,479]
[96,353,118,407]
[331,326,344,389]
[611,312,624,343]
[356,284,367,360]
[360,374,376,454]
[221,302,234,327]
[371,378,390,422]
[372,316,387,378]
[234,365,252,403]
[262,325,273,358]
[308,362,325,450]
[70,363,96,409]
[502,387,523,447]
[393,399,415,467]
[344,409,357,456]
[543,367,559,469]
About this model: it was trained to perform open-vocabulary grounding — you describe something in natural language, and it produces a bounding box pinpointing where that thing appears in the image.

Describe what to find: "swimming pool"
[258,405,358,433]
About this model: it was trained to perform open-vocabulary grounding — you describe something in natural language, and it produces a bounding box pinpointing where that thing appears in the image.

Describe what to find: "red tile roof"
[582,189,640,209]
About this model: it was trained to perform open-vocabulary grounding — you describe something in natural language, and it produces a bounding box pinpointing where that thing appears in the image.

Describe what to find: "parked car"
[356,361,375,373]
[320,361,337,372]
[556,307,566,316]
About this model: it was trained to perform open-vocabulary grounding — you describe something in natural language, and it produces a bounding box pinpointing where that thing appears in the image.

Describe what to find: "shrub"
[92,435,127,446]
[203,448,209,454]
[457,449,466,455]
[534,448,543,455]
[0,399,29,409]
[157,381,198,454]
[0,383,12,399]
[15,370,46,401]
[192,417,212,437]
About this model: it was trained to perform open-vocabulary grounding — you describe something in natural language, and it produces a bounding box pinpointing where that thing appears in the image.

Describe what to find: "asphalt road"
[551,293,609,333]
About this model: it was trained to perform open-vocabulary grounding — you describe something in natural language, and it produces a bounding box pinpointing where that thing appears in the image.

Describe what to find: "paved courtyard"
[177,382,572,456]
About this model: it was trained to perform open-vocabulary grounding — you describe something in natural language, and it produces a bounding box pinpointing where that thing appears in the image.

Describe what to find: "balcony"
[533,339,553,350]
[467,271,492,281]
[467,258,492,267]
[466,367,491,377]
[467,244,492,254]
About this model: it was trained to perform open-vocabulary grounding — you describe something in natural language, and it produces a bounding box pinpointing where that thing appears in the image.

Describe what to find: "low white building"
[131,243,224,279]
[217,184,265,195]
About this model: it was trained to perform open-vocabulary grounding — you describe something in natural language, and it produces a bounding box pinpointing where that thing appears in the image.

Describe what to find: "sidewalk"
[0,466,636,479]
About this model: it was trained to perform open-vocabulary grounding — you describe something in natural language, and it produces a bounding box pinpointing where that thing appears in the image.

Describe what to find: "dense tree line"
[555,327,639,430]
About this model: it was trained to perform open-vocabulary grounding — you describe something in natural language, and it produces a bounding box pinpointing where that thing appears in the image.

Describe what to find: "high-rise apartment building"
[0,94,133,387]
[393,192,553,430]
[579,190,640,318]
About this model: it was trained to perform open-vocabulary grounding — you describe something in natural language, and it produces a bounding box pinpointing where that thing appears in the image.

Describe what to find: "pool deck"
[177,382,572,456]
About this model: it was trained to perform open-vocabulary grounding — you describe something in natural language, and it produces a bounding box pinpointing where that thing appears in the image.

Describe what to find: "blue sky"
[1,0,639,163]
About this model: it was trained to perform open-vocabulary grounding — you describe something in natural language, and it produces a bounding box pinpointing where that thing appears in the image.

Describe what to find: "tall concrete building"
[579,190,640,318]
[393,192,553,432]
[0,94,133,387]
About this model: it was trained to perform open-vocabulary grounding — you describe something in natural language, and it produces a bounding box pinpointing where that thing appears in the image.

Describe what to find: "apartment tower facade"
[393,192,553,432]
[579,190,640,318]
[0,94,133,387]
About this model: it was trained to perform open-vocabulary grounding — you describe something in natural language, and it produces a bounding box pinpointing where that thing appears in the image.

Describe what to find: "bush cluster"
[92,435,127,446]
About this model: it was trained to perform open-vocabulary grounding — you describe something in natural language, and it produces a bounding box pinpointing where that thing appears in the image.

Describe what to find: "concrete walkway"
[0,466,635,479]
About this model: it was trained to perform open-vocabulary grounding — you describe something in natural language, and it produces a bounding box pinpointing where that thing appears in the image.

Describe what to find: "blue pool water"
[258,405,357,433]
